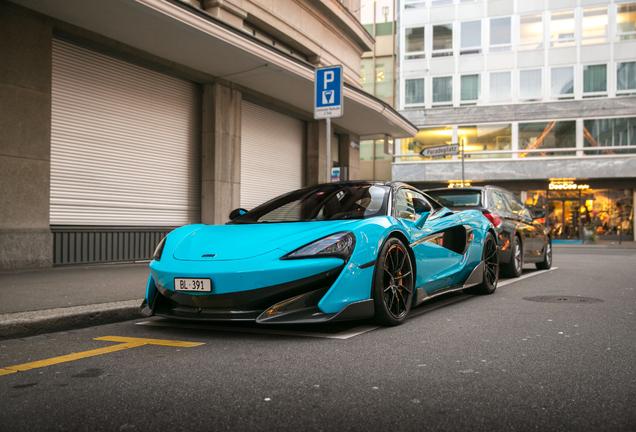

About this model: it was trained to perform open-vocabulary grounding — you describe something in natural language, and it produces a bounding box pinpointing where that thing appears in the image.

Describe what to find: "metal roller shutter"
[51,39,201,226]
[240,101,304,209]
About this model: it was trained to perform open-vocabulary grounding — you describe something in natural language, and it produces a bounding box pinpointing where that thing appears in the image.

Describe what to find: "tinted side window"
[489,191,509,213]
[503,192,533,220]
[396,189,431,222]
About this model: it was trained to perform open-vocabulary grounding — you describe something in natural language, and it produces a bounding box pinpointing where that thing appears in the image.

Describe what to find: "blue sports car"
[140,181,499,326]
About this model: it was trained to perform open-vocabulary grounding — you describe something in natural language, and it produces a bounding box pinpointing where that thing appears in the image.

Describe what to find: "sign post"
[314,66,343,182]
[419,143,464,186]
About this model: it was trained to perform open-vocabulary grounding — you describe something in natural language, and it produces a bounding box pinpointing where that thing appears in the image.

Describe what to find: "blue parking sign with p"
[314,65,343,119]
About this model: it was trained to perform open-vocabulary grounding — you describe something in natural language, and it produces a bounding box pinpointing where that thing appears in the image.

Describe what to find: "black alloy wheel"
[464,231,499,295]
[373,238,414,326]
[501,235,522,278]
[536,237,552,270]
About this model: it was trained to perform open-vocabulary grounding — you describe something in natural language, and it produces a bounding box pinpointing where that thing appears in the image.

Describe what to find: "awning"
[13,0,418,139]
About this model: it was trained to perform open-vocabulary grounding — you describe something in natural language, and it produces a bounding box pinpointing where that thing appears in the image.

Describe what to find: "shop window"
[583,117,636,155]
[518,121,576,157]
[582,6,608,45]
[432,76,453,107]
[457,123,512,159]
[489,71,511,103]
[433,24,453,57]
[461,21,482,55]
[551,66,574,100]
[616,3,636,41]
[405,27,426,60]
[405,78,425,106]
[519,69,543,102]
[550,10,575,47]
[360,58,374,95]
[375,57,393,99]
[490,17,511,52]
[581,190,634,237]
[460,74,481,105]
[519,14,543,50]
[400,126,454,161]
[583,64,607,98]
[617,62,636,96]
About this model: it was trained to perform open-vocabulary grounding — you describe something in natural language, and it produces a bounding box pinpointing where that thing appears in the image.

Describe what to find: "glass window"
[583,64,607,97]
[583,117,636,155]
[432,0,454,6]
[489,71,511,103]
[581,189,634,236]
[376,22,393,36]
[519,14,543,50]
[461,21,482,55]
[490,17,511,52]
[396,189,431,223]
[520,69,543,102]
[550,10,575,47]
[518,121,576,157]
[617,62,636,96]
[616,3,636,41]
[458,123,512,159]
[433,76,453,106]
[460,74,481,104]
[582,6,608,45]
[405,78,425,106]
[400,126,454,161]
[489,191,509,213]
[405,0,426,9]
[375,57,393,98]
[551,66,574,100]
[433,24,453,57]
[427,190,482,207]
[360,58,374,95]
[405,27,425,59]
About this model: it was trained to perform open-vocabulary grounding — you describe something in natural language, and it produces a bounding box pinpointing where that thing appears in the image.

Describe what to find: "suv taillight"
[482,211,502,227]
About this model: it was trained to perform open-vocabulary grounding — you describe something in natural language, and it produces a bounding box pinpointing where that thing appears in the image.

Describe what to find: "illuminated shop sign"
[448,181,472,188]
[549,180,589,190]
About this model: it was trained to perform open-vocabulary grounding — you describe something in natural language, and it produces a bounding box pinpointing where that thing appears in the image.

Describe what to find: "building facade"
[0,0,418,271]
[394,0,636,241]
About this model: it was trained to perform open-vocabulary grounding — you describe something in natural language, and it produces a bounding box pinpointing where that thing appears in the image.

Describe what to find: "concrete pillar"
[306,120,328,186]
[0,3,53,271]
[201,83,242,225]
[339,133,360,181]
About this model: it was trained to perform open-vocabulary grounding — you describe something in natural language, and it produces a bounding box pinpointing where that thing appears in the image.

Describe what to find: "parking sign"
[314,66,343,119]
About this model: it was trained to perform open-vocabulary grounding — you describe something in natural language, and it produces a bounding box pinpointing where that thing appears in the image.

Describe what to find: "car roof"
[424,185,511,193]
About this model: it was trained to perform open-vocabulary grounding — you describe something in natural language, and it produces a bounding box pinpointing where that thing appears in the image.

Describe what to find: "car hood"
[172,221,358,261]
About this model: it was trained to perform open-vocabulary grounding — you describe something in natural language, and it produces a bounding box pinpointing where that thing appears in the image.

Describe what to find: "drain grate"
[523,296,603,304]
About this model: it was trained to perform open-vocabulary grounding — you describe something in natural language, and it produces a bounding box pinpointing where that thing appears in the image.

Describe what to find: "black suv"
[424,186,552,278]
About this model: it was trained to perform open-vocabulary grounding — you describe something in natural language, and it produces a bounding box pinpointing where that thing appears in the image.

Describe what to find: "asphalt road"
[1,249,635,432]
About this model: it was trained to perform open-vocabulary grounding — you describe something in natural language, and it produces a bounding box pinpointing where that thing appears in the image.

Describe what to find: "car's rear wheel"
[373,238,414,326]
[536,237,552,270]
[501,235,522,278]
[464,231,499,295]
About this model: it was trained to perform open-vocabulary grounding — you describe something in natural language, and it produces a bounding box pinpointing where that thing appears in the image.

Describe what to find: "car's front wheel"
[536,237,552,270]
[372,238,414,326]
[501,235,522,278]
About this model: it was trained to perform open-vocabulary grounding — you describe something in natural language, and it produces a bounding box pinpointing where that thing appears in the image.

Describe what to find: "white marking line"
[136,268,559,340]
[498,267,558,287]
[135,320,369,340]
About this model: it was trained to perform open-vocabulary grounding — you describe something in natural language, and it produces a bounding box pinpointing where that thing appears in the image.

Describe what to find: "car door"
[503,192,541,261]
[394,188,463,293]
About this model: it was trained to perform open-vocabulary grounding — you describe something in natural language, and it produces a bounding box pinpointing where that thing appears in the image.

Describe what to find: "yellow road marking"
[0,336,204,377]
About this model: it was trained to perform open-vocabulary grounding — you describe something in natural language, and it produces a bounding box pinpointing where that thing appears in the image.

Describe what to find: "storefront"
[412,179,635,242]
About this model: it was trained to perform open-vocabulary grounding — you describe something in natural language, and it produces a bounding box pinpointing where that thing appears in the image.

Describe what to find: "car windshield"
[426,190,482,208]
[230,184,390,224]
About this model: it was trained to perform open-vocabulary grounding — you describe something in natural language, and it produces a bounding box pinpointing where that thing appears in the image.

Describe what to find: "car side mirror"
[414,199,432,228]
[229,208,248,220]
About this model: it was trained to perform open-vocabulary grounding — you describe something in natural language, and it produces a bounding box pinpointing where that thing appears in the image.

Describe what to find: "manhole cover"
[523,296,603,304]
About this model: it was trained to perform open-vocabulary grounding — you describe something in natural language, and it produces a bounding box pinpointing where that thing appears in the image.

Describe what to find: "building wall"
[0,2,52,270]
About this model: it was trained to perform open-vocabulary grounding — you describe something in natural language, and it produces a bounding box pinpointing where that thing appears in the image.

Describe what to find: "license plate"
[174,278,211,292]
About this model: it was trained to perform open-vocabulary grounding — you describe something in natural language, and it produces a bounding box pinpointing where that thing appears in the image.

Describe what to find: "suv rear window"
[426,191,481,207]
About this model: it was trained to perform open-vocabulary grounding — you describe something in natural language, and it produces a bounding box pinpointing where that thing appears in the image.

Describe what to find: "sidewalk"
[553,240,636,249]
[0,263,149,340]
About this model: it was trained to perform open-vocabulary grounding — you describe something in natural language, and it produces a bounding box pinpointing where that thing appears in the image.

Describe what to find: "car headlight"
[282,232,356,262]
[153,236,167,261]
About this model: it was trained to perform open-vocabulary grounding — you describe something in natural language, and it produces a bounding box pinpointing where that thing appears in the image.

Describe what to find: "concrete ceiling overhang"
[13,0,418,139]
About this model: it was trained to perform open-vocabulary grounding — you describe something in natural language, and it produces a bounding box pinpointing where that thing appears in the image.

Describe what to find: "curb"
[0,299,143,340]
[553,244,636,249]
